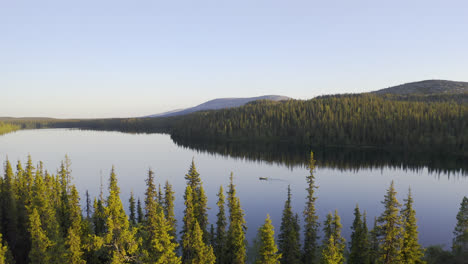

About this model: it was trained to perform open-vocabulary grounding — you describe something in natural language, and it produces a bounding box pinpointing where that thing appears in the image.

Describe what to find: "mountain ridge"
[146,95,290,117]
[373,79,468,95]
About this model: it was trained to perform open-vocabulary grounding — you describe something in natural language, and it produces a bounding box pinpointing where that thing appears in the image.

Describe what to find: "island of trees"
[0,153,467,264]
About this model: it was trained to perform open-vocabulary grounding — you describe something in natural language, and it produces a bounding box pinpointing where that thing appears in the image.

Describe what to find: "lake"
[1,128,467,249]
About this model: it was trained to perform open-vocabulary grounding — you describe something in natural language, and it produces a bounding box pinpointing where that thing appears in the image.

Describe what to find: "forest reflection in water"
[171,136,468,176]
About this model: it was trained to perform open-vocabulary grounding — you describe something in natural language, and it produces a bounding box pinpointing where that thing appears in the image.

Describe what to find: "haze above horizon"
[2,0,468,118]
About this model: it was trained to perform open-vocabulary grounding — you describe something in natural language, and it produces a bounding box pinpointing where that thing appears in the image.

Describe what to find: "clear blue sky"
[2,0,467,118]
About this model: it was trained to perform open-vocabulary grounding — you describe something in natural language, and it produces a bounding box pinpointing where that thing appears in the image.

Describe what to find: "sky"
[1,0,468,118]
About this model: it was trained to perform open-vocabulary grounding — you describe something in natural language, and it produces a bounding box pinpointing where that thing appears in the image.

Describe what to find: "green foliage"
[163,181,177,242]
[321,211,345,264]
[349,205,370,264]
[168,94,468,155]
[226,173,247,264]
[452,196,468,260]
[143,169,180,263]
[128,191,136,226]
[0,122,21,136]
[400,188,425,264]
[184,160,210,243]
[182,185,214,264]
[303,152,320,263]
[28,208,52,264]
[191,221,216,264]
[256,215,281,264]
[214,186,227,264]
[377,181,403,264]
[0,154,463,264]
[278,185,301,264]
[97,167,138,263]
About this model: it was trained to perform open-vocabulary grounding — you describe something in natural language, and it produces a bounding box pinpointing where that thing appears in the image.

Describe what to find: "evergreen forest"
[0,153,467,264]
[1,93,467,156]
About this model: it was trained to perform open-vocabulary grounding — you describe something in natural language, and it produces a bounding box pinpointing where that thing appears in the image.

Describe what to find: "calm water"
[1,129,467,248]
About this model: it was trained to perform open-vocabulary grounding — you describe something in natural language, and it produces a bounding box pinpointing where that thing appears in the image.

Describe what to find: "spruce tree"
[321,235,341,264]
[452,196,468,257]
[369,217,379,264]
[184,160,209,243]
[137,198,144,224]
[226,173,247,264]
[99,166,138,263]
[256,215,281,264]
[143,169,180,263]
[29,208,52,264]
[85,190,91,220]
[321,210,345,264]
[92,197,106,235]
[400,188,425,264]
[1,160,17,254]
[349,205,369,264]
[64,185,85,264]
[163,181,177,242]
[303,152,320,264]
[191,221,216,264]
[182,185,196,262]
[129,191,136,226]
[278,185,301,264]
[377,181,403,264]
[214,185,227,264]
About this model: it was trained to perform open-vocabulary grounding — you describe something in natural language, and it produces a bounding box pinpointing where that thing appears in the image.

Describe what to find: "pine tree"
[214,185,227,264]
[14,160,30,264]
[182,185,196,262]
[57,156,73,236]
[137,198,144,224]
[377,181,403,264]
[369,217,379,264]
[191,221,216,264]
[196,185,210,243]
[452,196,468,257]
[226,173,247,264]
[303,152,320,264]
[98,166,138,263]
[143,169,180,263]
[92,197,106,235]
[29,208,52,264]
[163,181,177,242]
[400,188,425,264]
[184,160,210,243]
[129,191,136,226]
[321,235,341,264]
[256,215,281,264]
[349,205,369,264]
[278,185,301,264]
[321,211,345,264]
[185,159,201,189]
[85,190,92,220]
[1,160,17,254]
[64,185,85,264]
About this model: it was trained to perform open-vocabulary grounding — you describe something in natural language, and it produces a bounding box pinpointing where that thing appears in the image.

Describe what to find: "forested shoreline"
[0,123,20,136]
[2,93,466,156]
[0,154,467,264]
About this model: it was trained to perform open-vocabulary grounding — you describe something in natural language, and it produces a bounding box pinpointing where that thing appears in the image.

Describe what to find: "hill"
[373,80,468,95]
[146,95,290,117]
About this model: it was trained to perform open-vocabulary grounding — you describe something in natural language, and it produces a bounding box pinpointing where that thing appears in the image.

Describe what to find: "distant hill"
[373,80,468,95]
[146,95,290,117]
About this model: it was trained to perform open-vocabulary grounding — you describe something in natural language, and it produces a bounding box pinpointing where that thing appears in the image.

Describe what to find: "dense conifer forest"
[2,93,466,156]
[0,154,467,264]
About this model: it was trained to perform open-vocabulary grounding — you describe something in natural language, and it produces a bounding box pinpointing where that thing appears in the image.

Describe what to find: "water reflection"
[171,136,468,176]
